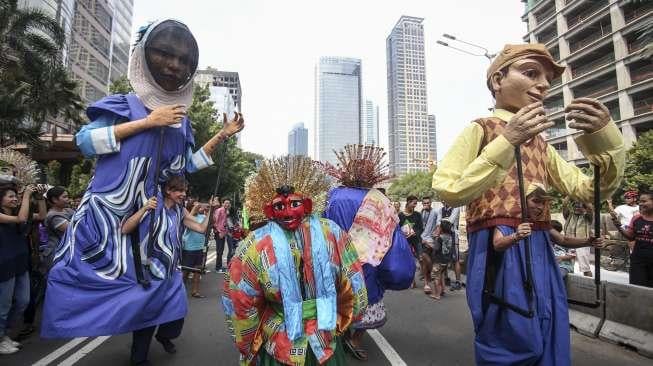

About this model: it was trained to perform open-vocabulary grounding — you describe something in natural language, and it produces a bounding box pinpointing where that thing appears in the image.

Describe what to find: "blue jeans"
[0,272,30,336]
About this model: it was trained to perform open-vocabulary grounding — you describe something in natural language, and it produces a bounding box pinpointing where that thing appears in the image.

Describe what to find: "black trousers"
[215,232,226,269]
[629,254,653,288]
[131,318,184,364]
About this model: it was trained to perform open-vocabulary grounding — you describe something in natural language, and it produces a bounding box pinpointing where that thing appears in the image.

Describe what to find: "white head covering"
[128,19,197,115]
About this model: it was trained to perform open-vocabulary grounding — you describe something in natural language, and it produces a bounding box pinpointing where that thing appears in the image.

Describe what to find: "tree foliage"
[387,171,437,202]
[623,130,653,193]
[109,75,134,94]
[67,159,93,198]
[0,0,83,147]
[185,84,262,206]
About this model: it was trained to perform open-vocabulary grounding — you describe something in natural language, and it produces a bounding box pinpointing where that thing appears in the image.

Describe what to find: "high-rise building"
[314,57,362,164]
[386,16,433,175]
[428,114,437,163]
[522,0,652,165]
[19,0,76,63]
[288,122,309,156]
[363,100,380,146]
[195,69,242,111]
[18,0,133,138]
[67,0,134,104]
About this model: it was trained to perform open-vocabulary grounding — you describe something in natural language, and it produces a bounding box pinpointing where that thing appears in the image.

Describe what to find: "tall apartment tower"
[195,69,243,111]
[386,16,433,175]
[19,0,133,134]
[314,57,362,164]
[288,122,309,156]
[428,114,437,163]
[67,0,134,104]
[522,0,652,165]
[363,100,380,146]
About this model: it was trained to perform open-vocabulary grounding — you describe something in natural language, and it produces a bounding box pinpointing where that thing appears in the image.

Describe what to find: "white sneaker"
[0,338,19,355]
[1,336,20,348]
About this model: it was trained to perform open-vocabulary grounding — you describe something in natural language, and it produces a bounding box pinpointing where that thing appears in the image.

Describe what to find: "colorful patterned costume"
[223,156,367,365]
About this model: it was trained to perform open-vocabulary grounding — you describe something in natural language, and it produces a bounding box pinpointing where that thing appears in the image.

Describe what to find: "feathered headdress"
[0,147,40,185]
[245,155,330,223]
[319,144,392,188]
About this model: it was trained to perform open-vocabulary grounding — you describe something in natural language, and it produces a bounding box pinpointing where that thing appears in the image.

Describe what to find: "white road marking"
[368,329,408,366]
[33,250,218,365]
[32,337,88,366]
[56,336,111,366]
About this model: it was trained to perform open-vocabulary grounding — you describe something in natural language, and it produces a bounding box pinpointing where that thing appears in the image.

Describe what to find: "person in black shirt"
[399,195,423,289]
[614,191,653,288]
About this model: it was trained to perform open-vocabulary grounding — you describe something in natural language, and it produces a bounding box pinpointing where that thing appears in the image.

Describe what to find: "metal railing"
[551,76,562,87]
[625,2,653,24]
[628,36,648,54]
[574,78,618,98]
[630,63,653,84]
[569,24,611,53]
[538,29,558,44]
[566,0,608,28]
[571,52,614,78]
[535,6,556,24]
[633,96,653,116]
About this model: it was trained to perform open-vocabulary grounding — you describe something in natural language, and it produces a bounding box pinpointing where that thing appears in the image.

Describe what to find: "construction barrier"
[566,274,605,338]
[599,281,653,358]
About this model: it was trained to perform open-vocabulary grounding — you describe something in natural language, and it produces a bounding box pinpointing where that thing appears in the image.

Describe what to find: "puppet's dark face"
[144,22,198,91]
[264,193,312,231]
[494,58,554,112]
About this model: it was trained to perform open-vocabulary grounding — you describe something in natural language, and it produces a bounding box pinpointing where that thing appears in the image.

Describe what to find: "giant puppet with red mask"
[222,155,367,366]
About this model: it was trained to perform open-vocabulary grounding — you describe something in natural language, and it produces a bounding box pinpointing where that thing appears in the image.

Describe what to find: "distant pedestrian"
[563,199,593,277]
[212,198,231,272]
[182,201,209,298]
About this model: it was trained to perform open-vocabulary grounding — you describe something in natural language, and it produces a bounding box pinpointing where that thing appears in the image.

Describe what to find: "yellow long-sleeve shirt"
[432,109,625,208]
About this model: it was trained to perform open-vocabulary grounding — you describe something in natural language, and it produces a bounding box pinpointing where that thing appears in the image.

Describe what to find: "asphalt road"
[3,253,651,366]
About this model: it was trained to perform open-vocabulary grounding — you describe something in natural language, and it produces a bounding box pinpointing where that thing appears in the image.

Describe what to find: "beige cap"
[486,43,566,89]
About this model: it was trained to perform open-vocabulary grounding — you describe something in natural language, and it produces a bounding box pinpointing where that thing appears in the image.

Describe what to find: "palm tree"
[0,0,83,147]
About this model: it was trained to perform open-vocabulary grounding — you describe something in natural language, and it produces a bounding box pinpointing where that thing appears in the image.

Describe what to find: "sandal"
[429,293,441,301]
[423,285,432,294]
[191,293,205,298]
[343,337,368,361]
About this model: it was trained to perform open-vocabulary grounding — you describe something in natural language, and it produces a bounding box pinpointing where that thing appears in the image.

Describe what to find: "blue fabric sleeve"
[75,114,120,158]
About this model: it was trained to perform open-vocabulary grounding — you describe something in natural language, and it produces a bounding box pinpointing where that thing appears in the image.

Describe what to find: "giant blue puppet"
[41,19,244,364]
[321,144,415,361]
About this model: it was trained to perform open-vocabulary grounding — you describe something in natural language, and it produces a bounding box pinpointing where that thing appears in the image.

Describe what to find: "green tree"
[0,0,83,147]
[185,84,262,205]
[623,130,653,193]
[109,75,134,94]
[67,159,93,198]
[387,171,437,202]
[46,160,61,186]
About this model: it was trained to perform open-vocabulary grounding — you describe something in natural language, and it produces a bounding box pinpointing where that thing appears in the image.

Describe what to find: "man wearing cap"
[41,19,243,364]
[433,43,625,365]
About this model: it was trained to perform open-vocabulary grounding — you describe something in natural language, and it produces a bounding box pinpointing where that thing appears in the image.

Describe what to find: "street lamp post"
[437,34,496,62]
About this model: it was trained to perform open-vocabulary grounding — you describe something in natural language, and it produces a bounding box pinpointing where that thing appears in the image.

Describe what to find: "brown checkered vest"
[466,117,551,233]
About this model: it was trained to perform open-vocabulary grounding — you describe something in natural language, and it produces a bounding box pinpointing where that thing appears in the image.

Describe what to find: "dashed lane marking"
[56,336,111,365]
[32,337,88,366]
[368,329,408,366]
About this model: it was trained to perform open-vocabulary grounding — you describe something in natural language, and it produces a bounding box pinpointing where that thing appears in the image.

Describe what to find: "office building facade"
[288,122,309,156]
[314,57,362,164]
[386,16,434,175]
[363,100,380,146]
[522,0,652,164]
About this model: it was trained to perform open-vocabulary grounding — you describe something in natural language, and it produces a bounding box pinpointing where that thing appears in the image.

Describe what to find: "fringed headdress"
[319,144,392,188]
[0,147,40,185]
[245,155,330,223]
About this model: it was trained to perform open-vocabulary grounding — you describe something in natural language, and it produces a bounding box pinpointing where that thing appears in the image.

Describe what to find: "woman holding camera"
[0,185,46,354]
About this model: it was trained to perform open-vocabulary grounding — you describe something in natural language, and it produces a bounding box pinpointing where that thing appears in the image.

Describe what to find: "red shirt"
[212,207,227,235]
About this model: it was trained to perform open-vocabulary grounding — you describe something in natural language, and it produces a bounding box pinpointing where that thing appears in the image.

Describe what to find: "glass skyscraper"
[386,15,435,175]
[288,122,308,156]
[314,57,362,164]
[363,100,379,146]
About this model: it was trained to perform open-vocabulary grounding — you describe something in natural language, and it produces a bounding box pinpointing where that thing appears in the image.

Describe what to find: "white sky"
[132,0,528,160]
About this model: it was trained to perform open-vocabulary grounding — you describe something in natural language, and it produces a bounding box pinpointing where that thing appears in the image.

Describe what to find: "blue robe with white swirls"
[41,94,209,338]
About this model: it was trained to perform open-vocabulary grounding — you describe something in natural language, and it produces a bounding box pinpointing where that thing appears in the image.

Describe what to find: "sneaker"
[450,281,462,291]
[0,338,19,355]
[1,336,20,349]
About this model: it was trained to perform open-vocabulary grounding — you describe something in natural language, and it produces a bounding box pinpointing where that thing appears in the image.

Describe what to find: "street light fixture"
[436,33,496,62]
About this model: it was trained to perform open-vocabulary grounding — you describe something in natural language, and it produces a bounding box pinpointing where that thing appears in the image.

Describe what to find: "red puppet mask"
[263,185,313,231]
